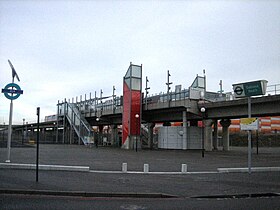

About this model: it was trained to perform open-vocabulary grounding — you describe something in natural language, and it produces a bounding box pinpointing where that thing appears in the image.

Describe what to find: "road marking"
[89,170,218,175]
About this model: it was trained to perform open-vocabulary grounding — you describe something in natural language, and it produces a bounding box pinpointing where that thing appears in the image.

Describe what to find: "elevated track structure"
[54,63,280,151]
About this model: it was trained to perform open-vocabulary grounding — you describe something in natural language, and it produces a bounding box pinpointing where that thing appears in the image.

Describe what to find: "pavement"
[0,144,280,198]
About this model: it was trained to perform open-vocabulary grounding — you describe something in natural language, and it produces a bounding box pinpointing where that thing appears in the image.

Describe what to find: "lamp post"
[22,118,25,144]
[135,114,139,152]
[36,107,40,182]
[200,107,206,158]
[30,124,33,141]
[95,117,100,148]
[26,122,28,142]
[53,122,56,143]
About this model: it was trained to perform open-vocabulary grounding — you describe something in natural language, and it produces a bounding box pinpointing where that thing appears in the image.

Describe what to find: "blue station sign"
[2,83,23,100]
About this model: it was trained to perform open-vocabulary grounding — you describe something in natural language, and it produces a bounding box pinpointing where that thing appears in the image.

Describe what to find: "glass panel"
[197,77,205,88]
[131,65,141,78]
[124,78,131,89]
[131,78,141,90]
[125,66,131,79]
[191,77,198,88]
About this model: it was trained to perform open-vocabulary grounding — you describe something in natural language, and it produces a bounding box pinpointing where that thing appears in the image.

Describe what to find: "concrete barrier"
[0,163,90,172]
[218,167,280,173]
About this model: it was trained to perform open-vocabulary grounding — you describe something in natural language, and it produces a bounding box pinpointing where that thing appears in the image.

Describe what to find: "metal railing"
[266,84,280,95]
[58,89,230,117]
[77,96,122,116]
[57,83,279,120]
[60,102,94,145]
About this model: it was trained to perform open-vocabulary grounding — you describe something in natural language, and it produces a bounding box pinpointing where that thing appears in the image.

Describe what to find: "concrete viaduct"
[79,94,280,151]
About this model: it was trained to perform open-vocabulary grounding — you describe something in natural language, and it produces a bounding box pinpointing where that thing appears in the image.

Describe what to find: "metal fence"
[266,84,280,95]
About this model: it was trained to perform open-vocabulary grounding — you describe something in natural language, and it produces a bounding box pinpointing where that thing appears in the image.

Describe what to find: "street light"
[30,124,33,139]
[200,107,206,113]
[26,122,28,141]
[95,117,100,148]
[135,114,139,152]
[200,107,206,158]
[53,122,56,143]
[22,118,25,144]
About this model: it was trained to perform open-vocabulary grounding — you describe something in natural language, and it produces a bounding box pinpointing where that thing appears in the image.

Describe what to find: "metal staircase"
[141,124,149,147]
[64,102,94,145]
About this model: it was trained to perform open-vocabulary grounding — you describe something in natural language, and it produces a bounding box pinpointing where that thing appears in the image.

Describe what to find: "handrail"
[70,103,92,132]
[266,84,280,95]
[64,102,94,145]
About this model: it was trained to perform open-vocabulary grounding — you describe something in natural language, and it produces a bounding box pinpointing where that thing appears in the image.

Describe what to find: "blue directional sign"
[2,83,23,100]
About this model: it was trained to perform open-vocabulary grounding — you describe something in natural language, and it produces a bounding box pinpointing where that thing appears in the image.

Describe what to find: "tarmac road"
[1,194,280,210]
[0,144,280,209]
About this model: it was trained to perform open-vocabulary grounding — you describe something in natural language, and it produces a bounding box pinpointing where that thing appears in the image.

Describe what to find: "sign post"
[36,107,40,182]
[6,99,13,163]
[233,80,267,174]
[247,97,252,174]
[1,60,23,163]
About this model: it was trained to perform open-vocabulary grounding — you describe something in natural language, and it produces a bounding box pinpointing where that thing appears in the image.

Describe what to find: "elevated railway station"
[51,63,280,151]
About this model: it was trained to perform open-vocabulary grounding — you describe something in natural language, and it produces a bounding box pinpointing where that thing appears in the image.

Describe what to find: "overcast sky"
[0,0,279,124]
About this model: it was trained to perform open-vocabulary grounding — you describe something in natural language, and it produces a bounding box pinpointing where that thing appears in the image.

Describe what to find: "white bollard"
[144,164,149,173]
[122,163,127,173]
[181,164,187,173]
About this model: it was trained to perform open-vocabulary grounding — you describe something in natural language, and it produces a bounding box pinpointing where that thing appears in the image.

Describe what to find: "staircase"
[64,102,94,145]
[141,124,149,147]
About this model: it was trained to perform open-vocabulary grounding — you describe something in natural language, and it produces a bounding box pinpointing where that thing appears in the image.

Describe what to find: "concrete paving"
[0,144,280,198]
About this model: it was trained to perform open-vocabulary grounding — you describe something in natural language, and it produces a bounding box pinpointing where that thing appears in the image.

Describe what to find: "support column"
[204,119,213,151]
[42,127,46,143]
[220,119,231,151]
[148,122,155,149]
[69,126,73,144]
[98,125,104,146]
[111,124,118,146]
[183,111,187,150]
[213,120,218,150]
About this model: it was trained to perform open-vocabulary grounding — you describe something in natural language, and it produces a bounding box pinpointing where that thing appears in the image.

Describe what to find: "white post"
[181,164,187,173]
[122,163,127,173]
[144,164,149,173]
